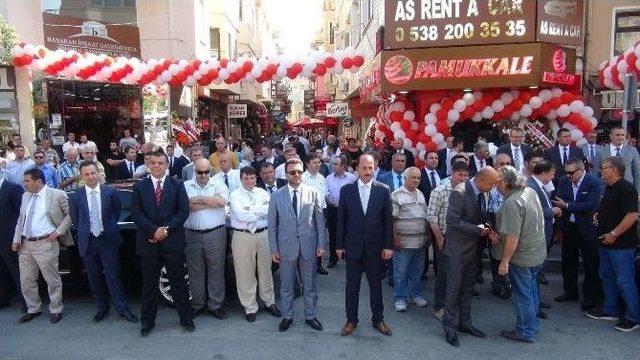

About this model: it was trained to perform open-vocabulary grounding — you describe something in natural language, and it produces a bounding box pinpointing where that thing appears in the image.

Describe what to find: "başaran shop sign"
[380,42,576,91]
[42,12,141,58]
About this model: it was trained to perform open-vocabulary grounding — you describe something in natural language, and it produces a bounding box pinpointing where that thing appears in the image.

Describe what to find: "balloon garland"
[374,87,598,161]
[598,40,640,89]
[11,43,365,87]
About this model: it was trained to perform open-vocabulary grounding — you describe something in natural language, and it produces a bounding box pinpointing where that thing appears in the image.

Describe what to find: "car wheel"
[157,265,192,306]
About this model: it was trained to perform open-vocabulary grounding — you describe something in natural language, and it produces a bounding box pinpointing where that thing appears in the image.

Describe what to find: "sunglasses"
[565,169,581,176]
[288,170,303,175]
[196,170,211,175]
[34,156,44,159]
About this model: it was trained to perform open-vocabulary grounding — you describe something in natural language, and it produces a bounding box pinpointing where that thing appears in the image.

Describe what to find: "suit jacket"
[116,160,138,180]
[580,143,602,175]
[69,184,123,257]
[0,180,23,247]
[437,148,449,178]
[497,143,531,166]
[545,144,586,182]
[268,184,326,261]
[527,177,554,244]
[377,170,404,192]
[169,155,189,179]
[131,176,189,256]
[13,186,73,246]
[597,144,640,193]
[418,167,439,202]
[468,155,494,177]
[444,180,486,258]
[257,178,287,192]
[555,173,602,241]
[336,180,393,260]
[181,163,195,181]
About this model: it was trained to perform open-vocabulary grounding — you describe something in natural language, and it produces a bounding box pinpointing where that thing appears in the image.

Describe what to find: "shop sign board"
[359,53,382,104]
[600,90,640,110]
[384,0,537,49]
[51,113,62,128]
[536,0,584,47]
[42,12,141,58]
[227,104,247,118]
[380,43,575,91]
[327,102,350,117]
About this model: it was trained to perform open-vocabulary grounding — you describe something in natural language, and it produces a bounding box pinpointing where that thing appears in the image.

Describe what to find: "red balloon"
[548,97,562,108]
[461,108,475,119]
[291,63,303,73]
[436,109,447,121]
[472,102,485,112]
[441,98,454,110]
[538,104,550,116]
[435,121,449,134]
[519,91,532,103]
[341,57,353,69]
[324,57,336,68]
[425,141,438,152]
[314,64,327,76]
[197,77,209,86]
[267,64,278,75]
[242,61,253,72]
[406,129,418,141]
[183,64,194,74]
[208,69,219,79]
[390,111,403,122]
[510,99,524,110]
[568,113,582,124]
[220,59,229,68]
[418,133,430,144]
[163,59,173,68]
[560,92,575,103]
[235,69,246,79]
[286,68,296,79]
[400,120,412,132]
[353,55,365,67]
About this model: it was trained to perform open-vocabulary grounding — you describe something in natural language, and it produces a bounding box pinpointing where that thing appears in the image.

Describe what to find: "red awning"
[289,117,326,128]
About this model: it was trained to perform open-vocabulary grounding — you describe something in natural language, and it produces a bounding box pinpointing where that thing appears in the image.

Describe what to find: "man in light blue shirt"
[4,145,34,188]
[33,150,58,188]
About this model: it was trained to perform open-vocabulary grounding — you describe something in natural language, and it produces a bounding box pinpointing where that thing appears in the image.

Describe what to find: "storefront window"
[42,0,137,24]
[614,10,640,56]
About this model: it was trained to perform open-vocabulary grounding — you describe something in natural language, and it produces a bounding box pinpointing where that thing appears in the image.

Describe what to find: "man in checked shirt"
[426,161,469,321]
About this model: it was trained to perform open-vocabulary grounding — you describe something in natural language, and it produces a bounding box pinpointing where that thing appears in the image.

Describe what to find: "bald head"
[475,166,500,192]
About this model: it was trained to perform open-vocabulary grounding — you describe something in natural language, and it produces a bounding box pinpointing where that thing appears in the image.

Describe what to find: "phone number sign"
[384,0,537,49]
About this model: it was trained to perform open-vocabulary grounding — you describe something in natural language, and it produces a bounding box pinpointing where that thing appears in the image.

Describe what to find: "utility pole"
[621,73,637,132]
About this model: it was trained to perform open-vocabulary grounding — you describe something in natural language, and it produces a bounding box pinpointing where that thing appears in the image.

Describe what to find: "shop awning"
[288,117,326,128]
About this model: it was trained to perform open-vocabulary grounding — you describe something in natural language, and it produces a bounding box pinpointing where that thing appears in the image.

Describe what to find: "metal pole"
[621,73,637,132]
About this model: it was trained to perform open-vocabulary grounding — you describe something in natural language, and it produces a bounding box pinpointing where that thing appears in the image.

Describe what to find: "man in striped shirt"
[57,148,82,191]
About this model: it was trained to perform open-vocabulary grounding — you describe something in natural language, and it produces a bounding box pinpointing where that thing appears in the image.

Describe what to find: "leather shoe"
[181,320,195,332]
[581,301,596,312]
[554,293,578,302]
[121,311,139,323]
[445,329,459,347]
[327,260,337,269]
[476,274,485,284]
[50,313,62,324]
[457,325,485,338]
[472,289,480,297]
[208,308,227,320]
[340,321,357,336]
[501,330,533,343]
[266,304,282,317]
[279,318,293,332]
[140,323,155,337]
[305,318,323,331]
[245,313,256,322]
[19,312,42,323]
[0,301,10,309]
[317,267,329,275]
[539,302,551,309]
[537,311,548,319]
[93,311,109,323]
[372,321,392,336]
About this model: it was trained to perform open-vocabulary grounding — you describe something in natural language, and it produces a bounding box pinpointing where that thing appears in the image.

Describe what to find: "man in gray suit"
[598,126,640,193]
[580,131,601,175]
[182,147,204,181]
[442,167,500,347]
[268,158,326,332]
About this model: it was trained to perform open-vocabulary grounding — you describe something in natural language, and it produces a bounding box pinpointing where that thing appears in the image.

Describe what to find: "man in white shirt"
[580,131,601,175]
[211,153,240,193]
[302,153,329,275]
[78,134,98,159]
[497,128,531,174]
[62,132,80,160]
[183,159,229,319]
[169,135,184,159]
[275,147,299,180]
[229,166,281,322]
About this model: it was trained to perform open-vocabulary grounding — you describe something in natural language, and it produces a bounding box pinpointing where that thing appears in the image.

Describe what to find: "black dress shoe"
[50,313,62,324]
[19,312,42,323]
[0,301,11,309]
[140,323,155,337]
[305,318,323,331]
[445,329,459,347]
[266,304,282,317]
[476,274,485,284]
[279,318,293,332]
[181,320,195,332]
[539,302,551,309]
[93,311,109,323]
[554,293,578,302]
[208,308,227,320]
[581,301,596,312]
[317,267,329,275]
[120,311,139,323]
[387,279,394,287]
[327,260,337,269]
[538,273,549,285]
[472,289,480,297]
[537,311,548,319]
[245,313,256,322]
[457,325,486,338]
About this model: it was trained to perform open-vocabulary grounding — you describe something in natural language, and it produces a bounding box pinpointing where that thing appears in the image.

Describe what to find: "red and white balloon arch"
[374,87,597,166]
[10,43,365,87]
[598,40,640,89]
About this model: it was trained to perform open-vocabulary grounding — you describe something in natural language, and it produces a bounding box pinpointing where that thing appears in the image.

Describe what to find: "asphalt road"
[1,265,638,360]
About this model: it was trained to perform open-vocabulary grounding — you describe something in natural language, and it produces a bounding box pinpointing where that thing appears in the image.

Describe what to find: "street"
[1,265,638,360]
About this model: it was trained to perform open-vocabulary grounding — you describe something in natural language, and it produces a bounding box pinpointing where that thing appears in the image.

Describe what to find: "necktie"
[360,185,369,214]
[477,192,485,214]
[129,162,134,177]
[616,147,621,157]
[479,159,484,169]
[292,189,298,217]
[562,147,568,165]
[170,157,173,168]
[90,190,101,237]
[267,186,273,194]
[513,148,521,170]
[397,173,403,188]
[589,145,595,162]
[430,171,437,188]
[155,180,163,205]
[224,174,229,188]
[24,194,38,238]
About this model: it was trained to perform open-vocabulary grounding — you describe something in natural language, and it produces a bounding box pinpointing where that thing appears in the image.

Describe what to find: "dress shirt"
[559,145,570,165]
[265,156,275,164]
[569,174,585,223]
[134,164,149,178]
[38,164,58,188]
[229,186,270,232]
[358,179,372,214]
[124,159,136,177]
[532,176,552,207]
[587,144,597,162]
[57,160,82,191]
[184,178,228,230]
[487,187,503,215]
[322,145,341,160]
[212,169,241,193]
[325,171,357,207]
[392,170,405,190]
[5,158,35,187]
[275,163,286,180]
[426,183,454,235]
[469,178,488,209]
[288,184,301,218]
[173,144,184,159]
[302,171,327,209]
[474,157,487,170]
[0,176,4,188]
[610,144,623,157]
[85,184,104,235]
[22,186,56,237]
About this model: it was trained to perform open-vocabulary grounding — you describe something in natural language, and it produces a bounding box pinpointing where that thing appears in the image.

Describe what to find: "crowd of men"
[0,125,638,346]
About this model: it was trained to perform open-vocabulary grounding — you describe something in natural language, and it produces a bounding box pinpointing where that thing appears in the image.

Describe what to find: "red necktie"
[155,180,163,205]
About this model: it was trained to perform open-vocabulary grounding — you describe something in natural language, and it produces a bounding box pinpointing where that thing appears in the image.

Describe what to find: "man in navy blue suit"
[497,128,530,173]
[166,144,189,179]
[544,128,586,185]
[0,175,24,310]
[116,146,139,180]
[336,154,394,337]
[377,152,406,192]
[132,150,193,336]
[552,159,603,311]
[69,161,138,323]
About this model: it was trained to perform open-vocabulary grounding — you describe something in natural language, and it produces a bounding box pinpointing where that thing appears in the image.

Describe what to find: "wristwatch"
[609,231,617,237]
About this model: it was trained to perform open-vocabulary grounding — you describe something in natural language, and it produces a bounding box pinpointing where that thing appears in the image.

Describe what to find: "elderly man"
[588,156,640,332]
[79,144,106,184]
[486,153,512,295]
[33,150,58,188]
[211,153,241,193]
[39,139,60,167]
[239,147,255,169]
[427,161,469,321]
[391,167,429,312]
[378,153,407,192]
[5,145,35,188]
[57,148,82,191]
[209,136,238,172]
[494,166,547,343]
[183,158,229,319]
[469,141,493,176]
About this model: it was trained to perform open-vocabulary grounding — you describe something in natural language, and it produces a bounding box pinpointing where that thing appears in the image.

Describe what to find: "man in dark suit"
[438,137,464,178]
[551,159,603,311]
[132,150,193,336]
[116,146,139,180]
[497,128,530,173]
[167,144,189,179]
[0,176,23,310]
[69,161,138,323]
[468,141,494,177]
[336,154,394,337]
[377,153,406,192]
[545,128,586,184]
[257,162,287,194]
[419,150,441,279]
[385,139,414,170]
[443,167,500,347]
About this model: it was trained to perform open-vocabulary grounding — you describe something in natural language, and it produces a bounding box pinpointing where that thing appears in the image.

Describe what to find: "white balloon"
[473,91,483,100]
[491,100,505,113]
[454,99,467,112]
[510,112,520,121]
[276,66,287,77]
[425,113,437,125]
[539,89,552,102]
[390,122,401,131]
[192,70,202,80]
[424,124,437,136]
[447,109,460,122]
[433,133,445,144]
[410,121,419,131]
[557,104,571,117]
[500,92,514,104]
[617,61,629,73]
[547,109,558,120]
[404,111,416,121]
[463,93,475,105]
[374,130,384,140]
[564,123,576,131]
[219,68,230,80]
[438,142,447,150]
[394,130,406,140]
[251,66,262,78]
[569,100,584,113]
[168,64,179,75]
[403,138,413,149]
[481,107,494,119]
[570,129,584,141]
[416,143,425,152]
[551,88,563,97]
[529,96,542,109]
[429,103,441,113]
[389,102,405,112]
[178,59,189,67]
[472,113,482,122]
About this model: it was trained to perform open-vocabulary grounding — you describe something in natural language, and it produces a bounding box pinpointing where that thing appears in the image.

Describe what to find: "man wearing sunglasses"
[33,150,57,188]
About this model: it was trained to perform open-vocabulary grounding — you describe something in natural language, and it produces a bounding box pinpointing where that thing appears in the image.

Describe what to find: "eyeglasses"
[498,162,511,166]
[565,169,581,176]
[33,156,44,159]
[288,170,303,175]
[196,170,211,175]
